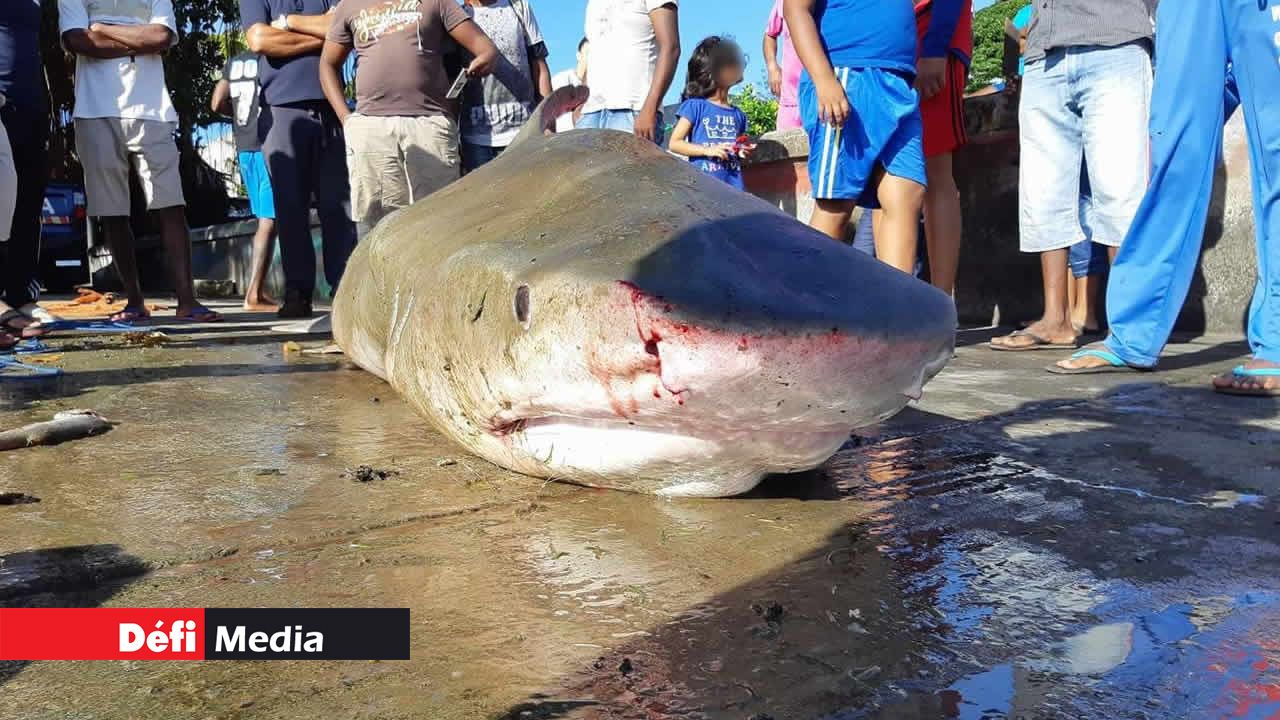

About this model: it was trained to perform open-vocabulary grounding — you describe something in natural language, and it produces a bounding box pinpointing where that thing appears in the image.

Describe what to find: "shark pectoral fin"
[509,84,592,148]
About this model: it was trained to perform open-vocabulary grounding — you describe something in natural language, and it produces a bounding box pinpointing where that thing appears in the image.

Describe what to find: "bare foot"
[1212,358,1280,396]
[990,320,1078,351]
[243,298,280,312]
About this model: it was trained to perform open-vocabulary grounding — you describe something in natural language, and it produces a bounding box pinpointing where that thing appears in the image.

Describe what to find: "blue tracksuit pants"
[1104,0,1280,366]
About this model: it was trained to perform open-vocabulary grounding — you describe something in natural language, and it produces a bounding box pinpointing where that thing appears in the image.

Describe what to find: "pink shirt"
[765,0,802,129]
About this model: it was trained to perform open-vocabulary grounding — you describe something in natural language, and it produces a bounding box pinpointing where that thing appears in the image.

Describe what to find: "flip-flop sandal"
[1213,365,1280,397]
[1047,347,1146,375]
[1,339,54,356]
[41,319,138,333]
[109,306,152,324]
[0,357,63,380]
[0,309,46,338]
[173,307,224,323]
[18,303,61,325]
[989,329,1080,352]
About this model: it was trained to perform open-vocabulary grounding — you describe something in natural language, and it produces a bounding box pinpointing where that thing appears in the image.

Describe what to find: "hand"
[915,56,947,101]
[466,55,494,79]
[738,143,757,160]
[702,145,731,161]
[767,64,783,98]
[816,78,850,126]
[634,106,660,142]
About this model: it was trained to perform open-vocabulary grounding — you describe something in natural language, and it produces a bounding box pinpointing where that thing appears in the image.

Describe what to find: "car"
[39,182,91,292]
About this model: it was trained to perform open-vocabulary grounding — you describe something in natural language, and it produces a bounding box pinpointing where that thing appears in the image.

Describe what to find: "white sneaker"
[19,303,61,325]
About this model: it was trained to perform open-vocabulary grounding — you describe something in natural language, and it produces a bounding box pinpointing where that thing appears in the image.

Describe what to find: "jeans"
[1,101,50,307]
[576,109,665,145]
[1105,0,1280,366]
[460,142,504,174]
[260,101,357,297]
[1019,43,1152,253]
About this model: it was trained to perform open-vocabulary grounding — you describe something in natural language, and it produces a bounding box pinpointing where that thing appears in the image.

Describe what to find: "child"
[668,37,753,190]
[783,0,926,273]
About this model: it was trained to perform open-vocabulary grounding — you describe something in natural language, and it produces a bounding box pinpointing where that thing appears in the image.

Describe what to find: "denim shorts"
[1019,43,1152,252]
[576,109,666,145]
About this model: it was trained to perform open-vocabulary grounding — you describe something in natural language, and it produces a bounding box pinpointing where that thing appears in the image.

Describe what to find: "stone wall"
[742,91,1259,336]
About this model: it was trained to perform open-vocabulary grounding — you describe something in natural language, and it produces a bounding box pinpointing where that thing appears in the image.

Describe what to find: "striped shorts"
[800,66,926,206]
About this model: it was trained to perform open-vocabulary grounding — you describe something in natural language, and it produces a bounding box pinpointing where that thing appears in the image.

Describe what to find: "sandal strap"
[1070,347,1127,367]
[1232,365,1280,377]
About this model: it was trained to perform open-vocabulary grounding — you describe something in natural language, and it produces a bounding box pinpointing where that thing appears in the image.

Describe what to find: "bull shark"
[333,86,955,497]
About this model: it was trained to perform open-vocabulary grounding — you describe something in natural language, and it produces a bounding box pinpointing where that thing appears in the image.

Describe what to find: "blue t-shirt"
[239,0,337,107]
[1012,5,1033,76]
[814,0,916,75]
[0,0,45,112]
[677,98,748,190]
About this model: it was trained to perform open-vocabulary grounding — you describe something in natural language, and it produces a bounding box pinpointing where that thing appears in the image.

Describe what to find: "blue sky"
[533,0,996,104]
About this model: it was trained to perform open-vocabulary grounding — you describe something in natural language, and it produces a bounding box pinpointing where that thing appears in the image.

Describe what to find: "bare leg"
[873,171,925,274]
[922,153,962,296]
[1071,273,1102,332]
[244,217,278,311]
[155,206,200,314]
[100,216,145,309]
[991,248,1076,348]
[810,198,857,243]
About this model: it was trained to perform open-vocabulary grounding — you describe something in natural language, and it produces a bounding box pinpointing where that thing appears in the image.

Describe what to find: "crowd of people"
[0,0,1277,397]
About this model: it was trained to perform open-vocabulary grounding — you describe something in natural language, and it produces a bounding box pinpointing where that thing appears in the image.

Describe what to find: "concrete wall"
[742,91,1259,336]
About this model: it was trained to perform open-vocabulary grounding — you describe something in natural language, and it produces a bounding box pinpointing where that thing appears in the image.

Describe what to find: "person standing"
[763,0,801,131]
[59,0,221,323]
[784,0,926,273]
[551,38,588,133]
[320,0,497,230]
[913,0,971,299]
[669,37,752,190]
[241,0,356,319]
[211,50,278,312]
[1053,0,1280,398]
[0,0,55,333]
[577,0,680,144]
[459,0,552,173]
[0,95,17,349]
[989,0,1153,351]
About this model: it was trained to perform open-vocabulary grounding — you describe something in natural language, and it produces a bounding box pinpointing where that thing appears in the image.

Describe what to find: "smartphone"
[445,69,470,100]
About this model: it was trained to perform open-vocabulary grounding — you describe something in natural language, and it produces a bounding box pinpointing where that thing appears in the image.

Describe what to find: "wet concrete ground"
[1,301,1278,719]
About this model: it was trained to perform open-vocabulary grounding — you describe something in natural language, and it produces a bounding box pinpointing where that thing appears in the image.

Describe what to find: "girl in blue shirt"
[669,37,754,190]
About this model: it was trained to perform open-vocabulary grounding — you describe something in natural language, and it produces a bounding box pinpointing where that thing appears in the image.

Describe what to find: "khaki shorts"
[343,113,459,225]
[75,117,186,218]
[0,120,14,243]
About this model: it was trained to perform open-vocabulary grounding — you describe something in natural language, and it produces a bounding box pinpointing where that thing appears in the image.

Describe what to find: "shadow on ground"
[497,384,1280,719]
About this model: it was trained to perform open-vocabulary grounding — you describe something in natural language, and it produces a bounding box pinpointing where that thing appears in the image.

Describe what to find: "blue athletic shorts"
[238,150,275,220]
[800,67,926,206]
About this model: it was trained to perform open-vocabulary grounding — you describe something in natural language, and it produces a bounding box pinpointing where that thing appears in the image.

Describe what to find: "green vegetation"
[967,0,1030,92]
[733,84,780,136]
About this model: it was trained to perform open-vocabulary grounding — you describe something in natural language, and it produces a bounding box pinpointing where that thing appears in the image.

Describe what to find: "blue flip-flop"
[1047,347,1146,375]
[0,339,53,356]
[1214,365,1280,397]
[0,357,63,380]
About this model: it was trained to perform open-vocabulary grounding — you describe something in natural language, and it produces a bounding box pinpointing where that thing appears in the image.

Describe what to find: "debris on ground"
[618,658,634,676]
[123,331,170,347]
[751,601,785,624]
[254,468,285,477]
[301,344,344,356]
[42,289,167,319]
[0,492,40,505]
[437,458,457,467]
[282,341,302,355]
[22,354,64,365]
[342,465,400,483]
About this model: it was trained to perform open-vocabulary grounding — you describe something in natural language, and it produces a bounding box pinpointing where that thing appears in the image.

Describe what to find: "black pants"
[259,101,356,297]
[1,102,50,307]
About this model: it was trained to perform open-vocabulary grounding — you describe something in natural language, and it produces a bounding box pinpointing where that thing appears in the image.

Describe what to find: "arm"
[764,33,782,97]
[668,118,727,160]
[783,0,848,125]
[284,10,335,39]
[636,4,679,142]
[319,41,353,123]
[245,23,324,59]
[917,0,964,99]
[533,57,552,99]
[60,29,133,59]
[211,78,231,116]
[88,22,174,54]
[448,19,499,78]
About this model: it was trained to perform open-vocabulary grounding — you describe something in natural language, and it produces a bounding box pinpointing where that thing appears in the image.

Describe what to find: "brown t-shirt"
[328,0,470,117]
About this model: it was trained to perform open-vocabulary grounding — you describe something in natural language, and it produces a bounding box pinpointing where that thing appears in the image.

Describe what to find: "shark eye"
[514,285,531,328]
